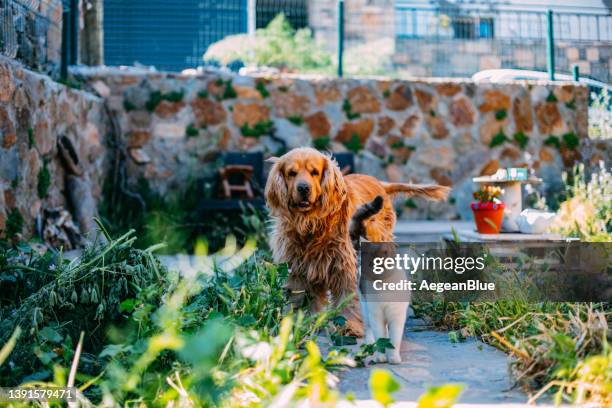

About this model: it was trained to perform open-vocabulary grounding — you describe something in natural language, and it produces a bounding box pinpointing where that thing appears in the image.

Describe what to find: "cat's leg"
[386,303,409,364]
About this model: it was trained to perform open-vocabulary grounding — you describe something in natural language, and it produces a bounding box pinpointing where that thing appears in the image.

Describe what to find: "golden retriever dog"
[265,147,450,336]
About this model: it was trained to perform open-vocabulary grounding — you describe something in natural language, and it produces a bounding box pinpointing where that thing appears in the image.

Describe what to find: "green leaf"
[370,369,401,407]
[544,135,561,149]
[343,133,363,153]
[562,132,579,150]
[417,384,464,408]
[99,343,133,359]
[546,91,558,103]
[313,135,331,150]
[494,109,507,121]
[39,326,63,343]
[489,130,508,148]
[513,131,529,149]
[119,298,136,313]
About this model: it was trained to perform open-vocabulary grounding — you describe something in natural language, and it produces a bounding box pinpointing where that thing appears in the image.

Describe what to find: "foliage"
[204,14,332,73]
[313,135,331,151]
[494,109,507,121]
[343,134,363,153]
[544,135,561,149]
[472,185,502,203]
[489,130,508,148]
[369,369,400,407]
[145,89,185,111]
[287,115,303,126]
[37,161,51,199]
[589,88,611,139]
[551,163,611,241]
[418,384,463,408]
[342,99,361,120]
[185,123,199,137]
[255,81,270,98]
[413,301,610,405]
[513,131,529,149]
[240,120,274,138]
[4,209,24,239]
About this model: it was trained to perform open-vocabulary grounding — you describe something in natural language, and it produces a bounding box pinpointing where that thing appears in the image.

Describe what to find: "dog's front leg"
[285,272,308,310]
[331,287,364,338]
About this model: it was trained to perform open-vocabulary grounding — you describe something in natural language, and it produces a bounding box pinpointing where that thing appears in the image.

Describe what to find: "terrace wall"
[0,57,109,238]
[79,67,601,221]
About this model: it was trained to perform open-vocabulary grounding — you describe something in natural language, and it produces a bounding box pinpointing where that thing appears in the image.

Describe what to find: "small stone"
[217,126,232,149]
[304,111,331,138]
[378,116,396,136]
[0,64,16,102]
[2,133,16,149]
[385,164,402,182]
[0,107,16,148]
[91,80,111,98]
[479,115,503,146]
[540,147,555,163]
[129,110,152,128]
[335,119,374,144]
[430,168,453,186]
[480,159,499,176]
[554,85,574,103]
[513,94,533,133]
[234,85,262,100]
[271,91,311,117]
[315,82,341,106]
[400,115,420,137]
[34,120,53,155]
[449,96,475,127]
[127,130,151,148]
[415,88,436,112]
[384,85,412,111]
[129,148,151,164]
[153,123,186,139]
[500,146,521,161]
[192,98,227,126]
[436,83,462,97]
[479,89,511,112]
[535,102,563,134]
[425,116,449,139]
[154,100,185,118]
[232,103,270,127]
[417,146,455,171]
[347,86,380,113]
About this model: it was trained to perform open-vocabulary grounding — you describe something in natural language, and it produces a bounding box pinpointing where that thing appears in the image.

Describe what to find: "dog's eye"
[288,170,297,177]
[311,169,319,176]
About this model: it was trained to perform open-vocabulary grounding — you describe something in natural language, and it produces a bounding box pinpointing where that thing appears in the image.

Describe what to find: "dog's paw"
[387,352,402,365]
[373,353,387,364]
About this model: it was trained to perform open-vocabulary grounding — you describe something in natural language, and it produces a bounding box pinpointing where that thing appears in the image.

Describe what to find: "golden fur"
[265,147,450,336]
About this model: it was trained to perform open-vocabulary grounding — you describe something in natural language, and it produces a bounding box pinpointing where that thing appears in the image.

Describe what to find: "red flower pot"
[471,202,505,234]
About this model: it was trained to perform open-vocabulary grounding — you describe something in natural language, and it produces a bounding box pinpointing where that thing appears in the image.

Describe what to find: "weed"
[546,91,558,103]
[241,120,274,138]
[4,209,24,239]
[37,161,51,199]
[287,115,303,126]
[27,128,34,149]
[512,131,529,149]
[489,130,508,148]
[255,81,269,98]
[562,131,579,150]
[313,135,331,150]
[544,135,561,149]
[185,124,199,137]
[495,109,507,121]
[197,89,209,99]
[343,133,363,153]
[342,99,360,120]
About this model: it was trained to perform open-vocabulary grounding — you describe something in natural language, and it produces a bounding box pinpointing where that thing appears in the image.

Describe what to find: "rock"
[127,130,151,148]
[216,126,232,149]
[271,91,311,118]
[417,146,455,171]
[559,145,581,167]
[453,131,475,154]
[512,93,533,133]
[34,120,53,155]
[479,89,511,112]
[479,115,503,146]
[232,103,270,127]
[415,88,436,113]
[385,164,402,182]
[367,139,387,158]
[436,83,462,97]
[480,159,499,176]
[553,85,574,103]
[425,116,449,139]
[378,116,396,136]
[129,110,152,128]
[535,102,563,134]
[335,119,374,144]
[315,82,341,106]
[154,100,185,118]
[66,175,101,241]
[91,80,111,98]
[500,146,521,162]
[128,148,151,164]
[0,107,16,148]
[153,123,187,139]
[234,85,262,100]
[347,86,380,113]
[304,111,331,138]
[0,64,16,102]
[450,96,475,127]
[400,115,420,137]
[191,98,227,126]
[385,85,413,111]
[430,168,453,186]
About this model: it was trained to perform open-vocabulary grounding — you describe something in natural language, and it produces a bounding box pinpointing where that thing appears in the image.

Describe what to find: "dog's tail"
[382,182,451,201]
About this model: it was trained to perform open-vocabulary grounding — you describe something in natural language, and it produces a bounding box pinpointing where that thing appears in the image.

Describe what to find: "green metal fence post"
[337,0,344,78]
[70,0,78,65]
[546,9,555,81]
[572,65,580,82]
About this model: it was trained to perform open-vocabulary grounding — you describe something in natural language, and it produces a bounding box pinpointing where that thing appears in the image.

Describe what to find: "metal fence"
[0,0,62,72]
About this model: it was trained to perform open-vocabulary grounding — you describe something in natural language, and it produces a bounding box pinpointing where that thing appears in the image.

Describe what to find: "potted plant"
[471,185,504,234]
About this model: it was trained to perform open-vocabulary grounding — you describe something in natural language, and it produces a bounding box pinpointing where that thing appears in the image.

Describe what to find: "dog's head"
[265,147,347,217]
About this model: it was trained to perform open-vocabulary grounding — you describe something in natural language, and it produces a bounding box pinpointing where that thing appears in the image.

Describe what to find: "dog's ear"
[265,159,287,212]
[321,155,348,213]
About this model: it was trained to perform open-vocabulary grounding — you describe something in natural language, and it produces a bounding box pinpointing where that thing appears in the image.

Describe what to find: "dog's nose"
[297,182,311,197]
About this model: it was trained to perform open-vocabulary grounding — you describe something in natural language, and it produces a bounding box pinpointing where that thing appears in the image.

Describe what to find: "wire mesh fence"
[0,0,62,72]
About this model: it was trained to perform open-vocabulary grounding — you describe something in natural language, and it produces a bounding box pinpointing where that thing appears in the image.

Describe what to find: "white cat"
[350,197,410,364]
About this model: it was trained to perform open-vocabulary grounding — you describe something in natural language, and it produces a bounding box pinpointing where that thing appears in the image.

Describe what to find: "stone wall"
[0,56,108,239]
[78,67,601,221]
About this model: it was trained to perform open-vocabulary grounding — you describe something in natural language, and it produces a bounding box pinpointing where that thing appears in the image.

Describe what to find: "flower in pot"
[471,185,504,234]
